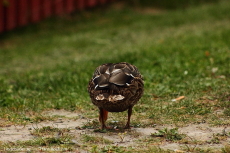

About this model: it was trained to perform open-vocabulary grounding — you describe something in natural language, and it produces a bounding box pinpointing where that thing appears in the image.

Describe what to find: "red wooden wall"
[0,0,114,33]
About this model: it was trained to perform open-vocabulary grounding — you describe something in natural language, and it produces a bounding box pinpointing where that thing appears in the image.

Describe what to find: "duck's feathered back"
[93,62,141,89]
[88,62,144,112]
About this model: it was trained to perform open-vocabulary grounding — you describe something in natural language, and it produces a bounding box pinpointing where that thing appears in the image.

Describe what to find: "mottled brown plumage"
[88,62,144,129]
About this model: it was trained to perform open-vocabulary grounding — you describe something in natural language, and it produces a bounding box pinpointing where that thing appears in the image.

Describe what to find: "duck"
[87,62,144,129]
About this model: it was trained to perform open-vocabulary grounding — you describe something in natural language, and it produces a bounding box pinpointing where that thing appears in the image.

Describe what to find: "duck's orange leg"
[124,106,133,129]
[99,108,108,129]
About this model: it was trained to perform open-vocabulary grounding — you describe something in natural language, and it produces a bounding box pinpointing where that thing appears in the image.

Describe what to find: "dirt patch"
[0,110,229,152]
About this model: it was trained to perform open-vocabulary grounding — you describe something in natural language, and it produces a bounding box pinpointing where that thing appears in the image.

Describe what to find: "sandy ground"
[0,110,229,152]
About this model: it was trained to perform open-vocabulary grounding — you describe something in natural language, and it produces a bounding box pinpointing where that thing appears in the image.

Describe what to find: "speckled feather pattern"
[88,62,144,112]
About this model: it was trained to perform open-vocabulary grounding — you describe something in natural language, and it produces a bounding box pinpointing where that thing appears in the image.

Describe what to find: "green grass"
[151,128,186,141]
[81,134,113,144]
[0,0,230,152]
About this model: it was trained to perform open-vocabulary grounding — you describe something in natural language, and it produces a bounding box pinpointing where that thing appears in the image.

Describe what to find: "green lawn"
[0,0,230,152]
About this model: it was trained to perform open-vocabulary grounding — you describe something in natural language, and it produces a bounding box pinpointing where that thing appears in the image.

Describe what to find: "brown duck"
[88,62,144,129]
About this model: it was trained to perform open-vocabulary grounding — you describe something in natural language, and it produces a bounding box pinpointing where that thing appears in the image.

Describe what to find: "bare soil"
[0,110,229,152]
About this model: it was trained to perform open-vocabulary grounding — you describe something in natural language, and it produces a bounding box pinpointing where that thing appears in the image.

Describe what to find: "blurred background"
[0,0,221,33]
